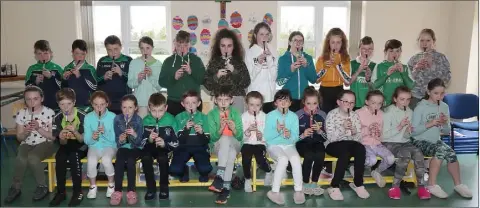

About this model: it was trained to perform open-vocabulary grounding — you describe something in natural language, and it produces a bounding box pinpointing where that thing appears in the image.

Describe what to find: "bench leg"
[252,158,256,192]
[408,161,418,187]
[48,162,55,193]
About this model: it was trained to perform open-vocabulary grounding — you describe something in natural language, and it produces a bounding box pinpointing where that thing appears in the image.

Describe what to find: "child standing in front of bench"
[110,95,144,206]
[84,91,117,199]
[207,88,243,204]
[49,88,88,207]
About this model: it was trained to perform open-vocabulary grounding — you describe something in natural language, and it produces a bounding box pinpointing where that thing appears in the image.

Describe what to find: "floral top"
[325,108,362,146]
[15,106,55,145]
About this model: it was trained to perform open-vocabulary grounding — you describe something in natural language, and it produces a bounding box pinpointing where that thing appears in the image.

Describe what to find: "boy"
[350,36,377,110]
[158,30,206,116]
[25,40,64,110]
[63,39,97,112]
[170,91,212,183]
[49,88,87,207]
[96,35,133,114]
[141,93,179,200]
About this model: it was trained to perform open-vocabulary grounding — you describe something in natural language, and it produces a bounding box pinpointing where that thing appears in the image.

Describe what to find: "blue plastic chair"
[443,93,479,152]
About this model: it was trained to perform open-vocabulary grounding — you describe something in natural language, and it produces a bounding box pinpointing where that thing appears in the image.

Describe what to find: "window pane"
[323,7,348,37]
[93,6,121,64]
[129,41,169,62]
[130,6,167,41]
[279,6,315,41]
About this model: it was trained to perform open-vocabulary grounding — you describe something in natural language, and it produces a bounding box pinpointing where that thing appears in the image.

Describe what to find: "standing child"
[350,36,377,110]
[63,39,97,112]
[371,39,414,106]
[83,91,117,199]
[411,78,472,199]
[296,86,327,196]
[207,88,243,204]
[142,93,179,200]
[110,95,144,206]
[264,89,304,205]
[241,91,273,192]
[382,86,430,199]
[276,31,317,112]
[355,90,394,187]
[159,30,206,116]
[128,36,163,118]
[25,40,64,110]
[49,88,88,207]
[96,35,133,114]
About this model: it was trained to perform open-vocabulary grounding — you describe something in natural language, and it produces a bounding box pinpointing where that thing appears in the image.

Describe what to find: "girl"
[411,78,472,199]
[110,95,144,205]
[264,89,305,205]
[382,86,430,200]
[241,91,273,192]
[4,86,56,204]
[371,39,414,106]
[325,90,369,200]
[207,88,243,204]
[277,31,317,112]
[316,28,351,114]
[296,86,327,196]
[127,36,163,118]
[84,91,117,199]
[245,22,278,113]
[355,90,394,188]
[49,88,87,207]
[407,29,451,108]
[350,36,377,110]
[204,29,251,112]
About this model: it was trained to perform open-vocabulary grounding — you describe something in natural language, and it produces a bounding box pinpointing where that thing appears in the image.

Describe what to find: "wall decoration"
[202,14,212,26]
[263,13,273,26]
[215,0,231,19]
[190,32,198,46]
[172,16,184,30]
[218,19,229,30]
[230,11,242,28]
[248,29,254,43]
[187,15,198,30]
[233,29,242,40]
[189,47,198,55]
[200,29,211,45]
[248,12,258,24]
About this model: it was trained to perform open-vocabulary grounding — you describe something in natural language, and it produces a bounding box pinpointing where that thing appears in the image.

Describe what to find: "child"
[355,90,394,187]
[63,39,98,112]
[159,30,206,116]
[141,92,179,200]
[25,40,64,110]
[264,89,304,205]
[245,22,278,113]
[407,29,451,108]
[325,90,369,200]
[49,88,87,207]
[96,35,133,114]
[296,86,327,196]
[204,28,251,112]
[4,86,56,203]
[83,91,117,199]
[127,36,163,118]
[207,88,243,204]
[371,39,414,106]
[241,91,273,192]
[170,90,211,182]
[315,28,351,114]
[350,36,377,110]
[382,86,430,199]
[277,31,317,112]
[411,78,472,199]
[110,95,144,205]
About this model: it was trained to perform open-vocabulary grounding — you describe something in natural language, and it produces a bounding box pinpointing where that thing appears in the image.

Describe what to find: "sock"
[216,167,225,179]
[223,181,231,190]
[90,185,97,189]
[303,182,309,187]
[108,182,114,188]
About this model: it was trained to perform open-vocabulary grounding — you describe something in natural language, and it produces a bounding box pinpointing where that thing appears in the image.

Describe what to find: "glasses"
[340,100,355,105]
[292,40,304,45]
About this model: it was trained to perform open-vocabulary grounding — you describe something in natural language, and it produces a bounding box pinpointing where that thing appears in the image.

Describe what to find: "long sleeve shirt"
[241,111,266,145]
[204,57,251,96]
[382,105,413,143]
[355,106,383,146]
[83,110,117,150]
[127,57,163,107]
[245,44,278,102]
[113,113,144,149]
[264,109,300,146]
[371,60,414,106]
[411,99,451,143]
[325,108,362,146]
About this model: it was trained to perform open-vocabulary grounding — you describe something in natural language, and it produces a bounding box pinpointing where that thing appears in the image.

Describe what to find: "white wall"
[466,2,478,95]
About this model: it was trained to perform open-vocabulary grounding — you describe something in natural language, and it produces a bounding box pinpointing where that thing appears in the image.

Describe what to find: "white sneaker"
[264,172,273,186]
[454,184,472,198]
[327,187,344,201]
[106,185,115,198]
[87,186,97,199]
[349,166,355,177]
[423,173,429,182]
[371,170,386,188]
[427,185,448,199]
[312,184,324,196]
[349,183,370,199]
[244,179,253,192]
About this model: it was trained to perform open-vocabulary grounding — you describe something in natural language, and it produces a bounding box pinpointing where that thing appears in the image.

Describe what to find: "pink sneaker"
[109,191,122,206]
[388,187,401,200]
[417,186,431,200]
[126,191,138,205]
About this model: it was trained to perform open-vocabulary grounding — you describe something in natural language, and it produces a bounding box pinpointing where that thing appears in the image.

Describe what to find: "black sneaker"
[32,185,49,201]
[215,189,230,204]
[68,192,83,207]
[159,187,169,200]
[144,192,156,200]
[49,192,66,207]
[199,174,209,182]
[208,176,224,193]
[4,187,21,204]
[179,165,189,183]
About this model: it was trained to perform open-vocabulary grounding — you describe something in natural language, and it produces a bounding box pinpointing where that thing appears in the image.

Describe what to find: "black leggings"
[319,85,344,114]
[296,141,325,183]
[55,146,86,193]
[325,141,366,188]
[114,148,140,192]
[141,145,170,193]
[241,144,271,179]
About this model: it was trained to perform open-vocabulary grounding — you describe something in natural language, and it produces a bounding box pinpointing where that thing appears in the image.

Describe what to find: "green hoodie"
[143,113,180,151]
[371,60,414,106]
[350,58,377,108]
[158,53,206,102]
[207,106,243,145]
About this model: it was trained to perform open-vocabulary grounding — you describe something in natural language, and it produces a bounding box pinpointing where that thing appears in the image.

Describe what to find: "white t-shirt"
[241,111,266,145]
[15,106,55,145]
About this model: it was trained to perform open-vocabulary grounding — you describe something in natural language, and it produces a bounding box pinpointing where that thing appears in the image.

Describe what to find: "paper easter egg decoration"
[187,15,198,30]
[218,19,229,30]
[233,29,242,40]
[189,47,197,55]
[263,13,273,26]
[248,12,258,24]
[230,11,243,28]
[200,29,211,45]
[172,16,184,30]
[248,29,254,43]
[190,32,197,46]
[202,14,212,25]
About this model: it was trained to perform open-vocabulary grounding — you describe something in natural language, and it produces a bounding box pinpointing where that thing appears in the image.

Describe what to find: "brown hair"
[391,86,411,104]
[121,94,138,107]
[418,28,436,42]
[148,93,167,107]
[24,86,44,98]
[104,35,122,47]
[245,91,264,104]
[56,88,76,103]
[34,40,52,52]
[139,36,154,48]
[359,36,374,48]
[423,78,445,100]
[175,30,190,43]
[321,28,349,63]
[182,90,202,103]
[302,86,322,108]
[89,91,110,105]
[384,39,402,52]
[209,28,245,61]
[250,22,272,48]
[365,90,384,102]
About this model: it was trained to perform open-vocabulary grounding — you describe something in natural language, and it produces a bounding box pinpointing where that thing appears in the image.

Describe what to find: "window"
[92,1,171,65]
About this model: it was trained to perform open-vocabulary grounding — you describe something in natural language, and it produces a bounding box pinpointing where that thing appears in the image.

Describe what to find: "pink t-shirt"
[355,106,383,146]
